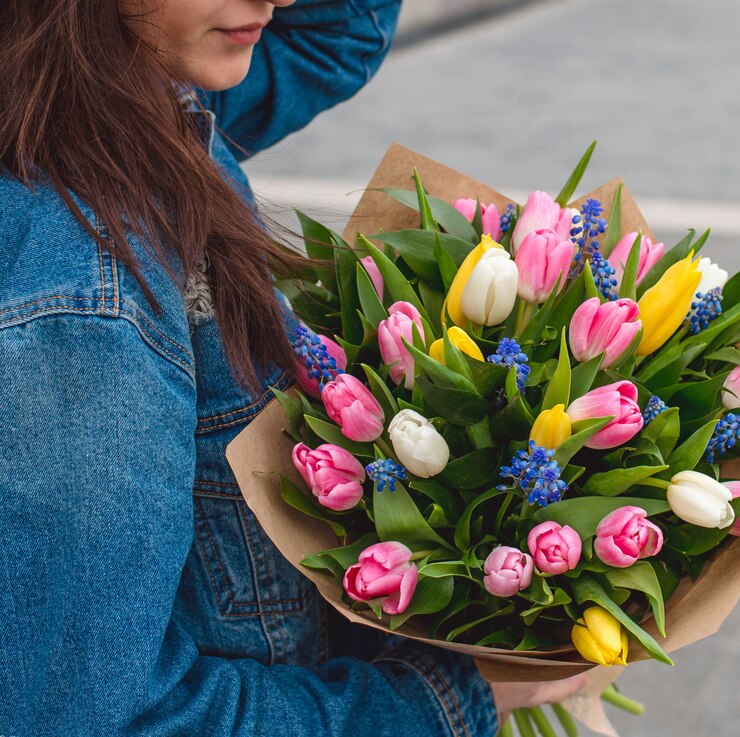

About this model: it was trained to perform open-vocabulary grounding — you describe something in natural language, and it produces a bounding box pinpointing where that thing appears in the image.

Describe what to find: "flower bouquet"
[227,143,740,736]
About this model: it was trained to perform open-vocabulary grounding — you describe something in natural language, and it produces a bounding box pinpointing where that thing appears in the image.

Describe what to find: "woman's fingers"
[490,673,588,712]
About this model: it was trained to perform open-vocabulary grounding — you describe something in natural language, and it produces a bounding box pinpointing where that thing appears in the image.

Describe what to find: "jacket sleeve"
[0,313,497,737]
[204,0,402,160]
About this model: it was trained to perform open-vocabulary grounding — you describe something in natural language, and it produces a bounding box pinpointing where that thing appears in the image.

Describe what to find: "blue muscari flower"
[499,204,516,234]
[497,440,568,507]
[571,199,607,277]
[366,459,408,492]
[705,413,739,464]
[487,337,531,393]
[688,287,723,335]
[292,325,343,391]
[642,395,668,426]
[589,250,618,301]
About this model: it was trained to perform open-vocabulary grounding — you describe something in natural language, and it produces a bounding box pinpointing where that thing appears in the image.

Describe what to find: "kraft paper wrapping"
[226,145,740,734]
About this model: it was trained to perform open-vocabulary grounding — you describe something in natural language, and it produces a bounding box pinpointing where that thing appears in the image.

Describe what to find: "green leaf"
[571,575,673,664]
[304,416,375,459]
[368,230,442,287]
[583,261,601,301]
[665,420,718,475]
[301,532,378,574]
[606,561,666,636]
[390,575,455,629]
[433,234,460,294]
[403,338,478,391]
[379,188,478,243]
[601,182,623,257]
[518,274,563,345]
[545,271,587,342]
[374,481,449,548]
[570,352,605,401]
[617,231,642,302]
[279,475,346,536]
[444,604,516,641]
[295,210,340,293]
[530,497,670,539]
[472,198,484,237]
[438,448,502,490]
[583,465,670,496]
[335,246,363,344]
[662,373,729,422]
[419,280,445,336]
[667,522,731,556]
[705,346,740,365]
[443,327,475,382]
[555,141,597,207]
[415,378,490,425]
[356,262,387,328]
[521,588,572,626]
[454,487,508,550]
[541,328,571,410]
[554,416,612,467]
[464,355,508,397]
[361,364,398,420]
[413,168,438,232]
[722,271,740,310]
[409,478,459,522]
[270,386,305,440]
[359,236,431,325]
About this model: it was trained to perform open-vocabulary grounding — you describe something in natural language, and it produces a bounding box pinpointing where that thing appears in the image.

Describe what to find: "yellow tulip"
[530,404,572,449]
[429,326,484,364]
[636,252,701,355]
[443,234,503,326]
[571,606,629,666]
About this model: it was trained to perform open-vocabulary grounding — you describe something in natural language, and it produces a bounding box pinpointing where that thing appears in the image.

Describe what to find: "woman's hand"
[490,673,588,714]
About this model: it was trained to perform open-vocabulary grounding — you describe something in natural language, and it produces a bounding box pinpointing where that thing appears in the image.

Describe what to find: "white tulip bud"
[460,248,519,326]
[667,470,736,529]
[695,257,728,295]
[388,409,450,478]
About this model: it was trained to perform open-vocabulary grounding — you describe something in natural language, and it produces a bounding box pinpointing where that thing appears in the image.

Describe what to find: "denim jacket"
[0,2,497,735]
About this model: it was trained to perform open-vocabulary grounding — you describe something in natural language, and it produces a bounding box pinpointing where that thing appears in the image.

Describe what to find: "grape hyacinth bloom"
[705,413,739,464]
[366,459,408,492]
[572,198,607,274]
[688,287,723,335]
[642,396,668,426]
[499,204,516,234]
[498,440,568,507]
[487,337,531,393]
[292,325,345,397]
[589,251,618,301]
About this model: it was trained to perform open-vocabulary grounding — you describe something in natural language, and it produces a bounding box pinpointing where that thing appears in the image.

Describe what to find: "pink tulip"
[511,191,575,255]
[377,302,425,390]
[360,256,384,301]
[609,232,665,288]
[726,482,740,536]
[343,541,418,614]
[527,521,582,575]
[593,506,664,568]
[483,546,534,597]
[567,380,644,450]
[294,333,348,399]
[515,229,575,303]
[722,366,740,410]
[292,442,366,511]
[321,374,385,442]
[453,198,502,241]
[569,297,641,368]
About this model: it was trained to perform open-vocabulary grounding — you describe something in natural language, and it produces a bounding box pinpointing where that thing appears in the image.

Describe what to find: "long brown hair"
[0,0,302,390]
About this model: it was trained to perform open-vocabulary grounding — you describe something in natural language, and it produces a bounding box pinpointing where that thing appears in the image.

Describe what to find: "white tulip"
[460,248,519,326]
[388,409,450,478]
[695,257,728,296]
[667,470,736,529]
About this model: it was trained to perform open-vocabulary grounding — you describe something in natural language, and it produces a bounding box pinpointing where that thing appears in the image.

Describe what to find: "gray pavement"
[245,1,740,734]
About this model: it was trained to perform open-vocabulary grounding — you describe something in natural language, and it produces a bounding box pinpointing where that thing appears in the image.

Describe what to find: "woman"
[0,1,585,733]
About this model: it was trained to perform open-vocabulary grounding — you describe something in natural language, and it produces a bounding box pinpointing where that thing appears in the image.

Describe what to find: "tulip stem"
[600,685,644,715]
[640,477,670,490]
[494,491,516,536]
[409,549,434,561]
[514,300,536,337]
[375,437,395,460]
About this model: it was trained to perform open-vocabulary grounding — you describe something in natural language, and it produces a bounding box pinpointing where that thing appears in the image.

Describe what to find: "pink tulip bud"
[453,198,502,241]
[722,366,740,410]
[377,302,425,390]
[569,297,641,369]
[292,442,366,511]
[527,521,582,575]
[567,380,644,450]
[515,229,575,303]
[483,546,534,597]
[593,506,664,568]
[321,374,385,442]
[726,482,740,536]
[294,332,348,399]
[511,191,575,255]
[360,256,384,301]
[609,232,665,288]
[343,541,418,614]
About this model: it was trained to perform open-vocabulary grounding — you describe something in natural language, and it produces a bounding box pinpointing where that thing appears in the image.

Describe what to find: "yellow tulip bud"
[571,606,629,666]
[443,234,503,326]
[529,404,572,449]
[636,253,701,355]
[429,326,484,364]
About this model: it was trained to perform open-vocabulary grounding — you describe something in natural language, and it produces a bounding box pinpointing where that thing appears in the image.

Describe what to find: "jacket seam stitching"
[418,660,471,737]
[196,372,289,422]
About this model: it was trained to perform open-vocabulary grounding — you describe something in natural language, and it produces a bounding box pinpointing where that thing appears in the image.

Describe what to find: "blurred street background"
[245,1,740,735]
